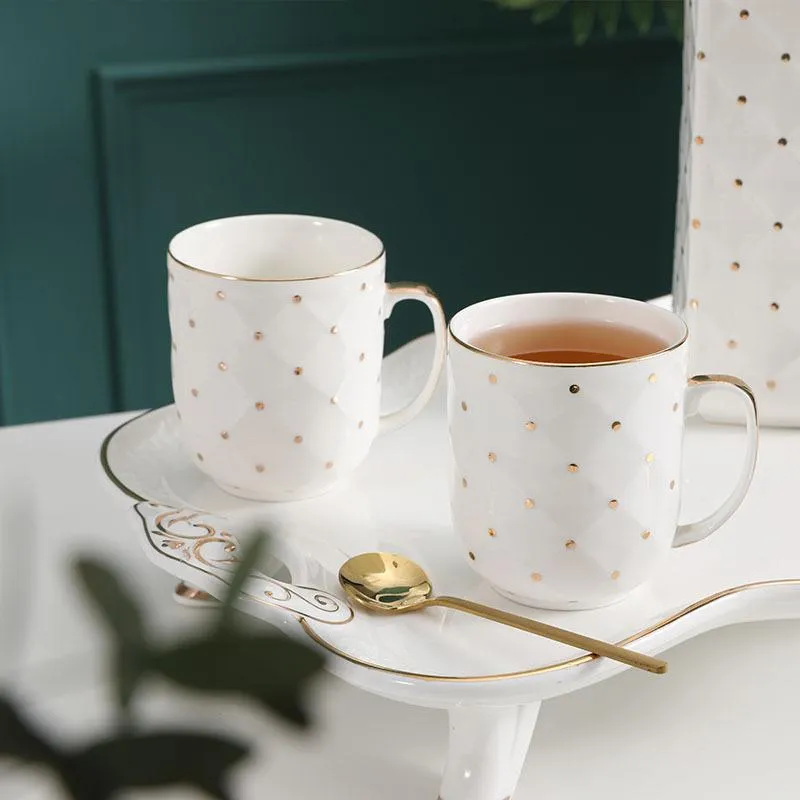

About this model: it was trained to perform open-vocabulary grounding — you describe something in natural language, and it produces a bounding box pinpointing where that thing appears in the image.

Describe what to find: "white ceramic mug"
[447,293,759,610]
[168,214,446,501]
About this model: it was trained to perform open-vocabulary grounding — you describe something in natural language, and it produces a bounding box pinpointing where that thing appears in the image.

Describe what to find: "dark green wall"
[0,1,681,425]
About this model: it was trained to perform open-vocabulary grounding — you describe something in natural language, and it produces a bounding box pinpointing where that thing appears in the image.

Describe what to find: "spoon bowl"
[339,552,433,611]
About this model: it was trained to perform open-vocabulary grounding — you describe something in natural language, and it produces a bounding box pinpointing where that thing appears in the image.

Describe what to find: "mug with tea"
[168,214,446,501]
[448,293,758,610]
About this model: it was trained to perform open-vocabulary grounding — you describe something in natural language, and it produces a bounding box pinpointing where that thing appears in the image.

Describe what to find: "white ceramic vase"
[673,0,800,425]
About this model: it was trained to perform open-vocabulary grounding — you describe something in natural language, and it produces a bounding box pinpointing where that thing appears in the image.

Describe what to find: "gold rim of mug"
[167,216,385,283]
[448,299,689,368]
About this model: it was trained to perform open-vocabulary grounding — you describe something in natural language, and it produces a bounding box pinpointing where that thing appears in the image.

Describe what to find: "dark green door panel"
[0,1,681,424]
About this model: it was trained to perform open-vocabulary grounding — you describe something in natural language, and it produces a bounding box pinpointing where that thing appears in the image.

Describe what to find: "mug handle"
[379,282,447,434]
[673,375,759,548]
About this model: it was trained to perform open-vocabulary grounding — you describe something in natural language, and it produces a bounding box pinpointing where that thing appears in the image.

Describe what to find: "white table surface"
[2,408,800,799]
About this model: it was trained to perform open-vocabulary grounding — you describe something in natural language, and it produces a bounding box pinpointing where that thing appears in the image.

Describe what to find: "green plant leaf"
[626,0,656,33]
[115,643,150,711]
[71,732,249,800]
[598,1,623,36]
[571,1,596,45]
[216,533,267,633]
[74,559,146,646]
[155,633,323,726]
[530,0,566,24]
[0,695,59,766]
[661,0,683,39]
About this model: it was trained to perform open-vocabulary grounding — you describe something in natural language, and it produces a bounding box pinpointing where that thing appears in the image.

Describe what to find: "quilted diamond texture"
[169,259,385,499]
[449,342,687,609]
[673,0,800,425]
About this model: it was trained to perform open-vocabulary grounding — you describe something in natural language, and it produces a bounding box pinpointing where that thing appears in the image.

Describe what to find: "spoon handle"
[428,596,667,675]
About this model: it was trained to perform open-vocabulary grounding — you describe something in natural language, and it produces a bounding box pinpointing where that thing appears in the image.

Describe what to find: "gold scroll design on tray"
[144,506,353,625]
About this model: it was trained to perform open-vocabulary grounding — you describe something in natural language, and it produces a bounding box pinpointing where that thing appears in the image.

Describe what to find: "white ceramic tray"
[104,331,800,800]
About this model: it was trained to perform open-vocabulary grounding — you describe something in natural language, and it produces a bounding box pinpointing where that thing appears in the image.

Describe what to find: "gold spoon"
[339,552,667,675]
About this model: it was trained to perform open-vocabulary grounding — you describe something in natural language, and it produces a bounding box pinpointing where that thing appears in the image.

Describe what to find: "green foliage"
[494,0,683,43]
[0,534,324,798]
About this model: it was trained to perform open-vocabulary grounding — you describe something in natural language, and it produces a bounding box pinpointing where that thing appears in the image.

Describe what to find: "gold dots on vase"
[782,53,791,62]
[670,479,676,490]
[730,261,741,271]
[462,477,468,489]
[608,499,619,510]
[691,218,701,229]
[468,551,476,561]
[767,379,777,391]
[294,366,303,376]
[255,401,264,411]
[648,373,657,384]
[611,420,622,431]
[293,435,303,444]
[567,463,579,473]
[325,461,334,470]
[488,528,496,538]
[645,452,655,464]
[524,498,535,509]
[727,339,738,349]
[191,388,199,398]
[734,178,743,188]
[531,572,542,582]
[565,539,576,551]
[360,282,367,292]
[220,431,229,440]
[569,384,580,394]
[358,420,364,429]
[488,373,498,385]
[218,362,229,372]
[779,137,788,147]
[739,9,749,19]
[694,135,705,145]
[330,325,338,335]
[697,50,706,61]
[611,570,621,581]
[216,290,226,300]
[196,452,204,462]
[525,421,537,431]
[770,301,780,311]
[254,331,264,341]
[641,530,652,540]
[461,401,468,411]
[188,318,196,328]
[292,294,302,304]
[689,298,699,310]
[737,95,747,105]
[330,396,338,406]
[255,464,265,473]
[224,542,237,553]
[488,452,497,463]
[359,352,366,362]
[774,222,784,231]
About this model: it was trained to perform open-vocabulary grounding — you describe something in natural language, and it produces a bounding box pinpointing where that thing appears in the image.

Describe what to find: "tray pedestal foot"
[438,702,541,800]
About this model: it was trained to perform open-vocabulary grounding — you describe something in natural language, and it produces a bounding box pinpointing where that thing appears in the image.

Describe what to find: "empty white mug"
[448,293,758,610]
[168,214,446,501]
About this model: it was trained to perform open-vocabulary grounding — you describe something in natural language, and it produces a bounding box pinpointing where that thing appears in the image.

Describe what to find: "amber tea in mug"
[472,319,670,365]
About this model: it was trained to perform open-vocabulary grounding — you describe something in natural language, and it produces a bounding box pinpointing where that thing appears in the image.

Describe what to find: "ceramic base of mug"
[215,478,345,503]
[490,583,631,612]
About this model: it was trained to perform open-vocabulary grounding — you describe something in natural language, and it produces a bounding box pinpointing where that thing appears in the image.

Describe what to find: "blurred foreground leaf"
[156,632,323,726]
[70,732,249,800]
